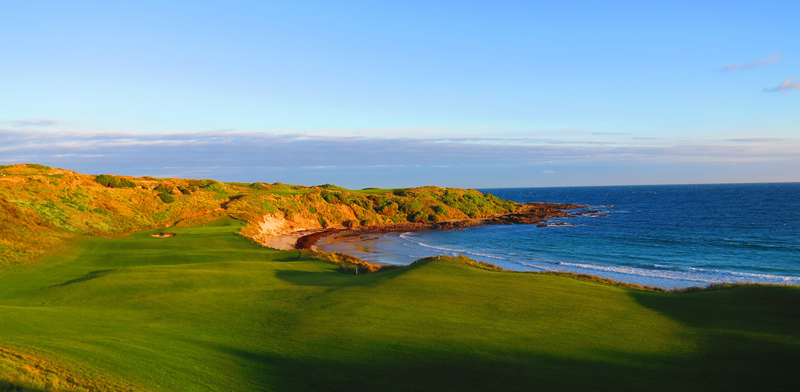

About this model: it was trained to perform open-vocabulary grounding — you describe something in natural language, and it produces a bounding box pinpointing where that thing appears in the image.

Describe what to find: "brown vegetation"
[0,346,133,391]
[0,164,577,268]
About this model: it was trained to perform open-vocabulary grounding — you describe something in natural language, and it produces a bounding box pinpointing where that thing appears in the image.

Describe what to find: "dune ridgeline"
[0,163,562,267]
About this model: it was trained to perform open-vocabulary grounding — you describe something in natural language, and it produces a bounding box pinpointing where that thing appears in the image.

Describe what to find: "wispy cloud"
[726,138,794,143]
[2,119,59,127]
[1,129,796,166]
[763,77,800,93]
[0,129,797,188]
[722,53,783,72]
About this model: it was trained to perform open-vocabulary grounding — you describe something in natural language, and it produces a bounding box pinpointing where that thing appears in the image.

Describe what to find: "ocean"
[319,183,800,289]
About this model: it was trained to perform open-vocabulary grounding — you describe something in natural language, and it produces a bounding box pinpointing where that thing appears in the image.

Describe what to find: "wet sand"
[316,231,419,266]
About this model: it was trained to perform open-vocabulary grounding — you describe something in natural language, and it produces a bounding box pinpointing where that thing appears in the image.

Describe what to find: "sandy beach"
[279,201,583,264]
[259,229,326,250]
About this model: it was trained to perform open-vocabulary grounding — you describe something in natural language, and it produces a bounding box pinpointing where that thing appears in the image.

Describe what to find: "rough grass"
[0,219,798,391]
[350,188,400,194]
[1,165,521,268]
[0,347,131,392]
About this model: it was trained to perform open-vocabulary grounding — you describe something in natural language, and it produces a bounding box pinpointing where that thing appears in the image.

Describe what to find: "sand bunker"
[150,232,176,238]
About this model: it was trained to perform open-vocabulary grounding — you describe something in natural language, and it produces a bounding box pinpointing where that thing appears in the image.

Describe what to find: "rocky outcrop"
[483,202,584,225]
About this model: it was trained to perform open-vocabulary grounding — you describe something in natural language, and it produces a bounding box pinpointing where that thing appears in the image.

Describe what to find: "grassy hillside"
[1,219,797,391]
[0,164,519,267]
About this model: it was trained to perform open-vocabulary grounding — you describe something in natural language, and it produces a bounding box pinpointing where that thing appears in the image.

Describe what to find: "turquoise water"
[322,183,800,289]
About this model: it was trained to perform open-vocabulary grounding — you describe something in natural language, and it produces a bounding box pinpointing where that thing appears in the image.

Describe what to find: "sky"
[1,0,799,188]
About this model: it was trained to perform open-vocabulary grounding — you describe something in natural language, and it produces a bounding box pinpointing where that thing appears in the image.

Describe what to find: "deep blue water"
[322,183,800,289]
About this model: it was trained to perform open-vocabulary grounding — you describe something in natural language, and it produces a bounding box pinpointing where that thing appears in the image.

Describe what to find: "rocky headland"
[294,202,586,251]
[0,163,585,267]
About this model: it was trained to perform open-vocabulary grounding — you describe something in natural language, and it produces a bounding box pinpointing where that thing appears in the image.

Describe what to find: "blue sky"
[1,0,798,188]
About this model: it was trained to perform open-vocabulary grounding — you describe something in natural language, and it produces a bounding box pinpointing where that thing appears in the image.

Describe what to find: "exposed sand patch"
[247,211,328,249]
[255,212,321,237]
[260,229,325,250]
[150,232,176,238]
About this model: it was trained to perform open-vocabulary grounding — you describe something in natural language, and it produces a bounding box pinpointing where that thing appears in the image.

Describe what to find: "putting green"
[1,219,798,391]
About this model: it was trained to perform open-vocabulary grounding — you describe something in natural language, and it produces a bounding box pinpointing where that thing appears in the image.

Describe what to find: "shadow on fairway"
[50,269,115,287]
[200,340,784,392]
[628,286,800,390]
[0,383,48,392]
[273,260,416,289]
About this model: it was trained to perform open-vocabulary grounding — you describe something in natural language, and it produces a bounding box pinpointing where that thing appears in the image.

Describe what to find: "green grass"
[349,188,400,194]
[0,219,798,391]
[263,189,313,195]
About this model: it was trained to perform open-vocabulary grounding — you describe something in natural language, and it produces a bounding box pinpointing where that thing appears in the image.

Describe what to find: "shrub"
[376,202,398,216]
[94,175,115,187]
[315,184,347,191]
[398,200,425,214]
[187,179,220,189]
[204,183,227,194]
[359,198,375,209]
[407,211,428,223]
[441,191,461,206]
[95,174,136,188]
[321,190,337,204]
[155,183,175,194]
[178,186,192,195]
[157,191,175,203]
[486,193,517,211]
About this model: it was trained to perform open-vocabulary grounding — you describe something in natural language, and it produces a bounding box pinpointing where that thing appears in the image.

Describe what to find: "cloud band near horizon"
[2,130,798,187]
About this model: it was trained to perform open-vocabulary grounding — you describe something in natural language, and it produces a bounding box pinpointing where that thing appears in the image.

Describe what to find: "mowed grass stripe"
[1,218,798,391]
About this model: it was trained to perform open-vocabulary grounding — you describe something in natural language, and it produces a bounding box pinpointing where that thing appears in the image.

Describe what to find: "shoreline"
[287,200,800,290]
[261,229,327,250]
[294,202,585,251]
[308,228,800,290]
[313,231,408,266]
